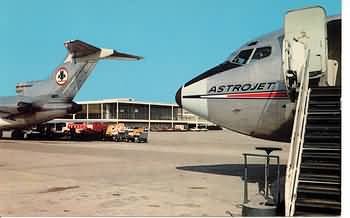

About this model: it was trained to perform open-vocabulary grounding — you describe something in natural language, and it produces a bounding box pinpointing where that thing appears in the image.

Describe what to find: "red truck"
[67,122,107,140]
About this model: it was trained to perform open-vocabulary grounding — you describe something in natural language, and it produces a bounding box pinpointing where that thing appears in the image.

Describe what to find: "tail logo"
[55,68,68,85]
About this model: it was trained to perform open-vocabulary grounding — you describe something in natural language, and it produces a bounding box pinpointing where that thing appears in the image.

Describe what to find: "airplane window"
[231,49,253,65]
[251,46,272,60]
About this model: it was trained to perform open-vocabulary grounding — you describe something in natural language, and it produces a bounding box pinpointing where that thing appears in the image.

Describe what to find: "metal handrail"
[285,48,311,216]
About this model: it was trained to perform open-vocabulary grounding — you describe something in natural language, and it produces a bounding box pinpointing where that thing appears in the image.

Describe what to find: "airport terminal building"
[53,98,213,130]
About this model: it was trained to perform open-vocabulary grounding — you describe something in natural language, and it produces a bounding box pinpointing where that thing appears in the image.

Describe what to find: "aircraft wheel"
[12,130,24,139]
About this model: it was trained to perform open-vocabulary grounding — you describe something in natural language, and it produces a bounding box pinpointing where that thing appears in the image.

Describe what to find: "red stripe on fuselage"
[225,91,288,99]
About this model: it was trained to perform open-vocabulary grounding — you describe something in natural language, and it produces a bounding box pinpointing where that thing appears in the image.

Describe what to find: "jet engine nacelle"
[39,101,82,114]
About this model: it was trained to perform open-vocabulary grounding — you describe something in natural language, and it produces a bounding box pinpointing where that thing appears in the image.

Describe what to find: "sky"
[0,0,341,104]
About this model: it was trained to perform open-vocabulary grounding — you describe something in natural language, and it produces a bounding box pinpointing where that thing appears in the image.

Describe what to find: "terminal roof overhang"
[76,98,179,107]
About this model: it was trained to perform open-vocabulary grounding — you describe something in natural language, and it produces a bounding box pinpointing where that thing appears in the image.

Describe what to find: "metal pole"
[171,105,174,129]
[244,154,248,204]
[116,102,119,123]
[276,156,281,204]
[101,103,103,119]
[86,104,89,120]
[265,155,270,200]
[148,104,151,131]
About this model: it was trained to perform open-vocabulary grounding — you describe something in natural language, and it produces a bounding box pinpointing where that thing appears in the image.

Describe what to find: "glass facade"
[75,104,87,119]
[119,103,149,120]
[103,103,117,119]
[173,107,181,121]
[150,105,172,120]
[88,104,102,119]
[59,101,208,124]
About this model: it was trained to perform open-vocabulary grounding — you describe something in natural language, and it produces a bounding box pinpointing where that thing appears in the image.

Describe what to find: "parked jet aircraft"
[0,40,142,134]
[175,15,340,142]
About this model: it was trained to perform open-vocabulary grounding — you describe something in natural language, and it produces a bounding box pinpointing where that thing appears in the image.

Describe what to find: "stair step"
[309,99,340,104]
[293,87,341,216]
[303,147,340,152]
[305,125,341,131]
[305,131,341,138]
[310,93,340,98]
[312,86,341,92]
[302,157,340,167]
[302,153,340,160]
[299,173,340,184]
[309,97,340,104]
[307,111,341,116]
[295,197,341,211]
[309,95,340,101]
[297,188,340,197]
[311,87,341,90]
[310,88,341,95]
[301,162,340,171]
[308,102,340,110]
[307,115,341,120]
[304,135,341,143]
[303,147,341,153]
[294,211,340,216]
[296,197,341,208]
[304,134,341,140]
[303,142,340,149]
[307,116,341,125]
[308,106,341,113]
[308,107,340,112]
[299,179,340,185]
[298,181,341,192]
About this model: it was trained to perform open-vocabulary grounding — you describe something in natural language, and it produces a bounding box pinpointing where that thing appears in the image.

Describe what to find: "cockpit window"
[251,46,272,60]
[247,41,258,46]
[184,61,241,87]
[183,46,270,87]
[231,49,253,65]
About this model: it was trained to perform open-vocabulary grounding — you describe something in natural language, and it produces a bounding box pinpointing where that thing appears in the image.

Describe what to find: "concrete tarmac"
[0,130,289,216]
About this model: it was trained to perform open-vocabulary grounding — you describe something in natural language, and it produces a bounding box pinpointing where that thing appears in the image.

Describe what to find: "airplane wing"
[64,40,143,61]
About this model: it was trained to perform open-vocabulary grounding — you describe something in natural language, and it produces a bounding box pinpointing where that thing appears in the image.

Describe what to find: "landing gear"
[11,130,25,139]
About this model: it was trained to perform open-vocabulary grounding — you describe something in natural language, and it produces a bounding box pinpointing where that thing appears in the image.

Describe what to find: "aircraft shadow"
[176,164,286,180]
[176,163,286,208]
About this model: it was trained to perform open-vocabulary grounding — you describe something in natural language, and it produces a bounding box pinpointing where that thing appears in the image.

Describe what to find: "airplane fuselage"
[0,95,81,130]
[177,31,294,142]
[0,110,66,129]
[176,16,340,142]
[0,40,142,132]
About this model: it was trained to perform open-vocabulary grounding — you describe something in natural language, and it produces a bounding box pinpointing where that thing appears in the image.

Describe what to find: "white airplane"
[175,15,340,142]
[0,40,142,134]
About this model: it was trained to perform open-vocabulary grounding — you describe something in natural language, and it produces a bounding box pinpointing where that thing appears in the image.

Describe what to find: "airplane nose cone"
[175,87,182,107]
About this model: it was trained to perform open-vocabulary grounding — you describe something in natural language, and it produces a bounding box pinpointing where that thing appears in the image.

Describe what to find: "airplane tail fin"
[16,40,143,99]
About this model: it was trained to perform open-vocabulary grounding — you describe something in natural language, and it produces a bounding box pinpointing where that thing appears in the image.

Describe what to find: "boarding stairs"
[283,6,341,216]
[294,87,341,215]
